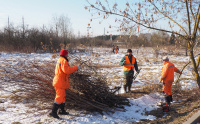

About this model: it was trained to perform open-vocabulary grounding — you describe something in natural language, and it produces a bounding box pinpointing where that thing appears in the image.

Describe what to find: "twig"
[175,61,191,85]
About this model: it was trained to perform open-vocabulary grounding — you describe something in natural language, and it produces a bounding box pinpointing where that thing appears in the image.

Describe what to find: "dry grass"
[120,84,200,124]
[91,64,120,68]
[0,107,6,111]
[11,122,22,124]
[140,88,200,124]
[121,84,162,98]
[111,82,200,124]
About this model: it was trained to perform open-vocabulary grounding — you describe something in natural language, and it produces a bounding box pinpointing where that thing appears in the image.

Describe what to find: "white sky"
[0,0,117,37]
[0,0,189,37]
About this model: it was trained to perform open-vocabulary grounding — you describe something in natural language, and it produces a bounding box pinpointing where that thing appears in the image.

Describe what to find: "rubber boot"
[49,103,60,119]
[165,96,171,106]
[124,85,127,93]
[128,84,131,93]
[59,103,69,115]
[162,104,170,112]
[169,95,173,102]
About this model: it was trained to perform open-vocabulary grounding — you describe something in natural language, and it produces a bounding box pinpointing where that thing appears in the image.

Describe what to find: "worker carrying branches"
[160,56,181,107]
[49,49,81,119]
[120,49,139,93]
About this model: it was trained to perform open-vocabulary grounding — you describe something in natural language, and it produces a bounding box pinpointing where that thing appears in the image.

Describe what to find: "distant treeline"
[0,26,63,53]
[96,35,118,41]
[0,25,198,53]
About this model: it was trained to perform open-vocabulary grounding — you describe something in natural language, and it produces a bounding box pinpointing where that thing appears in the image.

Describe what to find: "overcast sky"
[0,0,118,37]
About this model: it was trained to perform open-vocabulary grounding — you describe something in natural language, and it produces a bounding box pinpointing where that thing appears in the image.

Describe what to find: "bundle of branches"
[2,61,56,105]
[67,72,130,112]
[2,58,130,113]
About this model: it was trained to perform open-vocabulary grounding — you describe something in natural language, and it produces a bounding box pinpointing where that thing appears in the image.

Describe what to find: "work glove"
[160,77,164,83]
[136,70,140,73]
[123,60,126,65]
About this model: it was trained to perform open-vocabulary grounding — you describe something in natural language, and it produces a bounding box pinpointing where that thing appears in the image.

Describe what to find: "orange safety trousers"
[54,87,66,103]
[162,81,173,96]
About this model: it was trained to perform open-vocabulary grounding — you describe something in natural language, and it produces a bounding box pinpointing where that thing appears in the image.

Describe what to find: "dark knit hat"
[127,49,132,53]
[60,49,68,56]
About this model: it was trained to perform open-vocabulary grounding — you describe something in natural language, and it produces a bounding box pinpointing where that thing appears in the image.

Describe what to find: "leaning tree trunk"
[197,55,200,68]
[188,47,200,88]
[185,42,188,56]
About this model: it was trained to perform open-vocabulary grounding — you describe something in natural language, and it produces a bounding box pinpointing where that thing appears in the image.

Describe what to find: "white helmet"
[162,56,169,61]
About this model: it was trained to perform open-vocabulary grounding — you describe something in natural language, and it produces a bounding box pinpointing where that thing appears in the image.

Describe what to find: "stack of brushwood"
[68,72,130,113]
[3,59,130,113]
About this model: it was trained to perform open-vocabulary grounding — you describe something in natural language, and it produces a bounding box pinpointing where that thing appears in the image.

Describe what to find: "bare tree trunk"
[196,55,200,68]
[185,42,188,56]
[185,47,188,56]
[188,48,200,88]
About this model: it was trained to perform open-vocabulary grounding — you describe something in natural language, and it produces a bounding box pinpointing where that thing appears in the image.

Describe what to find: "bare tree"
[52,15,73,48]
[86,0,200,87]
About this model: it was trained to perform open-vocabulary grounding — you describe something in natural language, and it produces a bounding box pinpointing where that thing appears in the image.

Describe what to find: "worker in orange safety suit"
[160,56,181,106]
[49,49,80,119]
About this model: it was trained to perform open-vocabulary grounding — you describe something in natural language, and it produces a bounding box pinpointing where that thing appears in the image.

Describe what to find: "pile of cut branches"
[68,72,129,112]
[2,58,129,113]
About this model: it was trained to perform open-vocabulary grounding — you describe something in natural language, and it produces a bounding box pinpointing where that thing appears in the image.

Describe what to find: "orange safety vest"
[53,57,78,89]
[123,56,135,71]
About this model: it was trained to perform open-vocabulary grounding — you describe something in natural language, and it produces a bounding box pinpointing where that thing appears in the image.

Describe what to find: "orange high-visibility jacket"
[115,49,118,53]
[161,61,181,83]
[123,56,135,71]
[53,57,78,89]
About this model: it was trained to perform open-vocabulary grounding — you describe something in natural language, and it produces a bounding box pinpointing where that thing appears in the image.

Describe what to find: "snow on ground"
[0,47,198,123]
[0,94,160,124]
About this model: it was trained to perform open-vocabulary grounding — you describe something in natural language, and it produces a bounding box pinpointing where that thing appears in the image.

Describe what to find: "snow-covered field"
[0,47,198,124]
